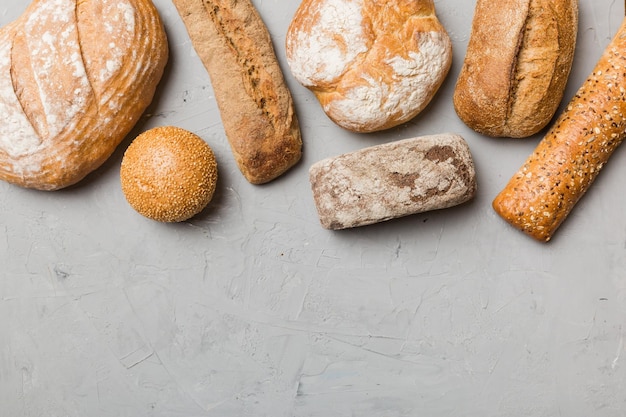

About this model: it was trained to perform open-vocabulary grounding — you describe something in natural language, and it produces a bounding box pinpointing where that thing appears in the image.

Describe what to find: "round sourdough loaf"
[0,0,168,190]
[285,0,452,133]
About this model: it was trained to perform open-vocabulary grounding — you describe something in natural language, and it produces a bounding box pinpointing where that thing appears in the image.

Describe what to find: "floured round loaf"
[0,0,168,190]
[285,0,452,133]
[309,133,477,229]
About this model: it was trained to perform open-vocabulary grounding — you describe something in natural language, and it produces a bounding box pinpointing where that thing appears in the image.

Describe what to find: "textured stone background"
[1,0,625,416]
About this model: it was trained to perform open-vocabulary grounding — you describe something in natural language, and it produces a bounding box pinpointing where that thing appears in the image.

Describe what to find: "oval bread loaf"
[172,0,302,185]
[453,0,578,138]
[309,133,476,230]
[0,0,168,190]
[286,0,452,133]
[492,17,626,242]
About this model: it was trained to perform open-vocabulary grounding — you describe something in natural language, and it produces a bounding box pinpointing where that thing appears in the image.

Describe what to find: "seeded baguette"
[492,18,626,241]
[172,0,302,184]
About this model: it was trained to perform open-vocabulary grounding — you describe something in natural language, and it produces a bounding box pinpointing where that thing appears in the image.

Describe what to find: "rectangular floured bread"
[172,0,302,184]
[309,133,476,230]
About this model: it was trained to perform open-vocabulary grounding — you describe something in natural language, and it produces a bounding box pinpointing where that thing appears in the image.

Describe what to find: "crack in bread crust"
[203,0,279,123]
[453,0,577,138]
[285,0,452,133]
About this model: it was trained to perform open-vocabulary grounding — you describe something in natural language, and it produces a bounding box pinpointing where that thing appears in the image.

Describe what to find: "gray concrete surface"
[1,0,625,416]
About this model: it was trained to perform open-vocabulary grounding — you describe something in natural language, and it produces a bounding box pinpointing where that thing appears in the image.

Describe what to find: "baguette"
[453,0,578,138]
[492,17,626,241]
[172,0,302,184]
[0,0,168,190]
[309,133,476,230]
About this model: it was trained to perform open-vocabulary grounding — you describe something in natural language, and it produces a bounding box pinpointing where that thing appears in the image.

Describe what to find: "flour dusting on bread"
[25,0,90,140]
[0,0,168,190]
[286,0,368,87]
[286,0,452,133]
[0,33,41,160]
[324,31,451,132]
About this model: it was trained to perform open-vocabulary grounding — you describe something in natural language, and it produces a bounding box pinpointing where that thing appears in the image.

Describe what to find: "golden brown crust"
[172,0,302,184]
[453,0,578,138]
[492,19,626,241]
[120,126,218,222]
[0,0,168,190]
[285,0,452,133]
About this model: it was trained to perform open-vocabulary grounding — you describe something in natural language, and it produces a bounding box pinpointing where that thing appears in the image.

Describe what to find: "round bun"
[120,126,218,222]
[285,0,452,133]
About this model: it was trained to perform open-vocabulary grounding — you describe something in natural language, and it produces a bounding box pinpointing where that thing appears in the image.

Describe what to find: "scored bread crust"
[0,0,169,190]
[453,0,578,138]
[172,0,302,185]
[285,0,452,133]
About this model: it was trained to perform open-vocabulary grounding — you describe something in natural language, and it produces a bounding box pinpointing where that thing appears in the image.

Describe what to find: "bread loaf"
[453,0,578,138]
[172,0,302,185]
[309,133,476,230]
[121,126,218,222]
[492,17,626,242]
[0,0,168,190]
[285,0,452,133]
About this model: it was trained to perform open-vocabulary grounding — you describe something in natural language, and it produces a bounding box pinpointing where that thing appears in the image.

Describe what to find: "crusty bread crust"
[172,0,302,185]
[0,0,168,190]
[453,0,578,138]
[493,18,626,241]
[310,133,476,230]
[285,0,452,133]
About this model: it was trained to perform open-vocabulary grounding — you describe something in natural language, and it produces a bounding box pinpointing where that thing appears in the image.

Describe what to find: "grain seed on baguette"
[492,17,626,241]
